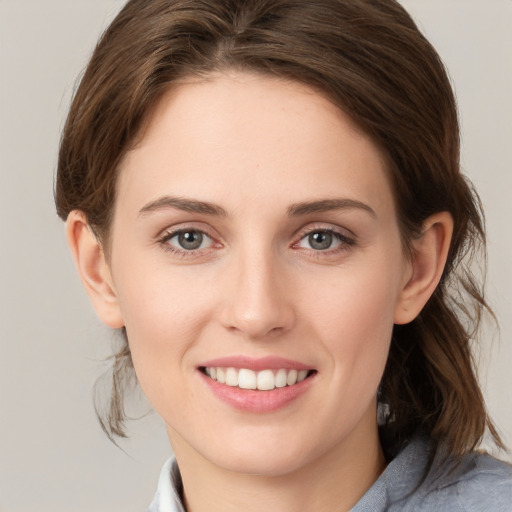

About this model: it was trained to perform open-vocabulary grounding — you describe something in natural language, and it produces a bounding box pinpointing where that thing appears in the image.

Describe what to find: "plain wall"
[1,1,510,510]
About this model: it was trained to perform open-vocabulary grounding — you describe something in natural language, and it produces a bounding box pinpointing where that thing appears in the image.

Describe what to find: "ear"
[394,212,453,325]
[66,210,124,329]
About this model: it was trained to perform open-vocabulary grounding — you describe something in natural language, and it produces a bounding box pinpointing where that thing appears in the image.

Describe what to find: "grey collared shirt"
[148,436,512,511]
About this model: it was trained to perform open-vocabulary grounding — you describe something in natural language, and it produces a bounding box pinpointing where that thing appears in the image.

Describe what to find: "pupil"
[309,231,332,250]
[179,231,203,250]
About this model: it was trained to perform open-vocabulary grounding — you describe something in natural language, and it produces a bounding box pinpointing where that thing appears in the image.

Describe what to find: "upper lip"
[199,355,314,372]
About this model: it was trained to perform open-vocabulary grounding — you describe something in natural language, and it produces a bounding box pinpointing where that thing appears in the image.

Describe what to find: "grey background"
[1,1,511,510]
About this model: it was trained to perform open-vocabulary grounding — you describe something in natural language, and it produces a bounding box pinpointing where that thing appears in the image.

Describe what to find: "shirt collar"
[147,458,185,512]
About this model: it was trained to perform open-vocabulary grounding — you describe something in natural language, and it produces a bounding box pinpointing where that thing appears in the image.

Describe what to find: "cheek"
[111,255,215,384]
[115,245,213,323]
[309,258,402,386]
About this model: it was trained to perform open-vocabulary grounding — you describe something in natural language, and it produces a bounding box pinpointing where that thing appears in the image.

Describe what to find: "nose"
[218,247,295,340]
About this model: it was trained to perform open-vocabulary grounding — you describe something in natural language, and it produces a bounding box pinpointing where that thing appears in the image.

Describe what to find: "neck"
[169,416,385,512]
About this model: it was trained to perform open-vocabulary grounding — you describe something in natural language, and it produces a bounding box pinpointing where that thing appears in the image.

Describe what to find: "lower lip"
[199,371,316,413]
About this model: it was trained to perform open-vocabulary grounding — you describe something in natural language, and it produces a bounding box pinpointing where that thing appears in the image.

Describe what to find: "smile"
[198,356,317,412]
[202,367,313,391]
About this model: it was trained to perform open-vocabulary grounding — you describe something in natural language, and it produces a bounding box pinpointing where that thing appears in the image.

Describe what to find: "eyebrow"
[138,196,228,217]
[287,198,376,218]
[138,195,376,219]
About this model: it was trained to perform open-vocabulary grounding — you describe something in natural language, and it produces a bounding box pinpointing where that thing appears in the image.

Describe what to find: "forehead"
[116,71,395,220]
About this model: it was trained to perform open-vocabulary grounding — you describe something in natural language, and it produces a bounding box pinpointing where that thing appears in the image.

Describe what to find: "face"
[108,72,411,476]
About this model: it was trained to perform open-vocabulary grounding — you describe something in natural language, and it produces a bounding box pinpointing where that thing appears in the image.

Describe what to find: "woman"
[55,0,511,510]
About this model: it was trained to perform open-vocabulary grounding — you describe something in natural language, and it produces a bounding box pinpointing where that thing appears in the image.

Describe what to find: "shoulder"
[353,435,512,512]
[415,450,512,512]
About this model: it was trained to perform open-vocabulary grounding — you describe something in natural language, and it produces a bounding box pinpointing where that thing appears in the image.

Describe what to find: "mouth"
[197,356,317,412]
[200,366,317,391]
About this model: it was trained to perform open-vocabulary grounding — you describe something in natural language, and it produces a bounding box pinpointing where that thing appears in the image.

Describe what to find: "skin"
[67,72,453,512]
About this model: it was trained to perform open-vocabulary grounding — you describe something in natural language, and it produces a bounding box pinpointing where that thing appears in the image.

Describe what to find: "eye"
[305,231,337,251]
[295,229,353,252]
[162,229,214,251]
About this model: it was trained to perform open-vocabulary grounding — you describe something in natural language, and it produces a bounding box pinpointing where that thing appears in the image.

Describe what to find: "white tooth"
[275,369,288,388]
[257,370,275,391]
[216,367,226,384]
[297,370,308,382]
[238,369,257,389]
[225,368,238,387]
[287,369,298,386]
[205,367,211,377]
[209,367,217,380]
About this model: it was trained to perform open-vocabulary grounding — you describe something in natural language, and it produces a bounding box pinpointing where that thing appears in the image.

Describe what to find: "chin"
[212,451,308,477]
[199,433,322,478]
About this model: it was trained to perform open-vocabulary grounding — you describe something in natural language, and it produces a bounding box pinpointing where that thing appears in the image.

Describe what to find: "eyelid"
[156,223,222,255]
[155,221,356,258]
[291,223,357,255]
[292,223,356,243]
[163,230,213,249]
[156,221,218,240]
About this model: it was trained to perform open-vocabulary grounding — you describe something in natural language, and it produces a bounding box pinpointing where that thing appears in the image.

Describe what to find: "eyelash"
[292,226,355,257]
[156,225,356,258]
[157,226,218,257]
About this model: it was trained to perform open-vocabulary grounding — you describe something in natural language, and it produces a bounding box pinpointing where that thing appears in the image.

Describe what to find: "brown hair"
[55,0,503,456]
